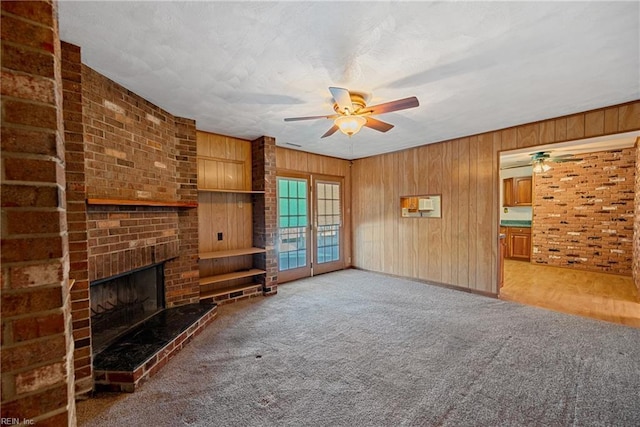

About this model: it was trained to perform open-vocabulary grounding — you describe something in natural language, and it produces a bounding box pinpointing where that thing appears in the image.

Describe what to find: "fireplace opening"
[91,263,165,355]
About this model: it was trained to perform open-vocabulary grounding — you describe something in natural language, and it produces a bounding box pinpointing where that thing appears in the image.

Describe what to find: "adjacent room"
[1,1,639,426]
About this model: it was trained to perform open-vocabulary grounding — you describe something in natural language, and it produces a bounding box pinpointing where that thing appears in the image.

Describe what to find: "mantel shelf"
[199,269,266,286]
[198,188,265,194]
[87,198,198,208]
[199,247,266,260]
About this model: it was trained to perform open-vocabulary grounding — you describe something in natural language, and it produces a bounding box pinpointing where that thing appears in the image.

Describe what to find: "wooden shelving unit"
[196,131,266,304]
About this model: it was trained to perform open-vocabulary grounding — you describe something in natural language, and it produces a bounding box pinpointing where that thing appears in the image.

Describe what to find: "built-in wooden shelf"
[87,198,198,208]
[197,188,265,194]
[199,269,266,286]
[199,247,266,260]
[199,283,262,301]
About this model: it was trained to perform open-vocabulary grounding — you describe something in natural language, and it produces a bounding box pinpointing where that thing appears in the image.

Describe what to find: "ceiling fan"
[284,87,419,138]
[502,151,583,172]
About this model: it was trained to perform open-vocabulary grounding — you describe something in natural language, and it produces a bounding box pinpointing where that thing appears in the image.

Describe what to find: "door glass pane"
[278,178,308,272]
[316,182,340,264]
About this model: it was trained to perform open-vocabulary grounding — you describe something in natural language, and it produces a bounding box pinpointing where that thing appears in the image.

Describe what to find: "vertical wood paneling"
[517,123,539,148]
[501,128,517,151]
[585,110,605,137]
[449,139,460,285]
[476,134,494,290]
[604,107,619,134]
[197,131,251,191]
[349,100,640,296]
[539,121,556,144]
[468,136,479,289]
[619,103,640,131]
[566,113,585,140]
[383,154,399,274]
[555,117,567,141]
[457,138,470,287]
[427,143,443,282]
[440,140,453,284]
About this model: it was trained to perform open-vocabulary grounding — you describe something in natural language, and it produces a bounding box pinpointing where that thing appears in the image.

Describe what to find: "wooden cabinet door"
[503,178,514,207]
[513,177,532,206]
[509,231,531,260]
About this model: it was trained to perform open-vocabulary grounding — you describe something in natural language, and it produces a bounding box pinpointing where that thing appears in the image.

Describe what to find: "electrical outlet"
[217,232,223,241]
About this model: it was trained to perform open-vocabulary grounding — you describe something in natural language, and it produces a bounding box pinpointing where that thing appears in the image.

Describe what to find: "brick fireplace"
[61,42,204,395]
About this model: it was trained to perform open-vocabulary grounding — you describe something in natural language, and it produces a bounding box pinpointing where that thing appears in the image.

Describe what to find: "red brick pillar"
[252,136,278,295]
[165,117,200,307]
[1,0,76,424]
[634,139,640,300]
[61,41,93,397]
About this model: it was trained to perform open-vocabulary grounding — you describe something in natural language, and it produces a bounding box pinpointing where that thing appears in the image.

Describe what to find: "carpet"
[77,269,640,426]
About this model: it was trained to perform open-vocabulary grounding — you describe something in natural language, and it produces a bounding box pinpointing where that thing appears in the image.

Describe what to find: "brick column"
[252,136,278,295]
[1,0,76,424]
[61,41,93,397]
[634,139,640,300]
[165,117,200,307]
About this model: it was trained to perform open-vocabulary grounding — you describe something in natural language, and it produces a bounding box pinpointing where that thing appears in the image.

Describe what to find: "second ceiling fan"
[284,87,419,138]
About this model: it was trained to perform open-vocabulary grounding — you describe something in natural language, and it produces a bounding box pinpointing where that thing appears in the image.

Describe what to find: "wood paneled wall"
[197,131,251,191]
[352,101,640,295]
[276,147,353,267]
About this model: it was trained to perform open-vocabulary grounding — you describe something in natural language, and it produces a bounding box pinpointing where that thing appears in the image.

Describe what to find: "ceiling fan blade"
[284,114,336,122]
[500,162,533,170]
[552,157,583,163]
[366,96,419,115]
[321,124,339,138]
[329,87,354,113]
[364,117,394,133]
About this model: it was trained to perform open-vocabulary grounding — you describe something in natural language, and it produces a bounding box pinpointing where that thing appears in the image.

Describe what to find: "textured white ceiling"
[58,1,639,160]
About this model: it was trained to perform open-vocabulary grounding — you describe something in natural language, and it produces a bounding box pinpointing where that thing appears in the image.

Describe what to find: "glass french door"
[313,177,344,275]
[277,176,311,282]
[277,174,344,282]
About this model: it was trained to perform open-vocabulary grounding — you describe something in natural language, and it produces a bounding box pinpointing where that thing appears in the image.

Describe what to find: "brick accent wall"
[252,136,278,295]
[1,0,76,424]
[532,148,635,274]
[634,141,640,298]
[81,65,200,306]
[61,41,93,397]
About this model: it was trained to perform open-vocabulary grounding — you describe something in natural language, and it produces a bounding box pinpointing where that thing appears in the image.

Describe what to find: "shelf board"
[198,188,265,194]
[199,269,266,286]
[199,283,262,300]
[199,247,266,260]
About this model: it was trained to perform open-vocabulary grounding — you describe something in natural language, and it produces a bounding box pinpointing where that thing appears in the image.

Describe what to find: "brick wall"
[1,0,76,424]
[252,136,278,295]
[634,141,640,298]
[532,148,635,274]
[61,41,93,398]
[81,64,200,306]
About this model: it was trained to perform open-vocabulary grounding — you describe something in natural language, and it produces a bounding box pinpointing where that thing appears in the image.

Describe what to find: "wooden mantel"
[87,198,198,208]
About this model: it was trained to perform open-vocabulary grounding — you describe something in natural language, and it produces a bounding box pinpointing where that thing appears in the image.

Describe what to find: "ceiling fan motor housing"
[333,92,367,114]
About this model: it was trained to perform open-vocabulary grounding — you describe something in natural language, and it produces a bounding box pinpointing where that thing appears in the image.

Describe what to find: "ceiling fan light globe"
[335,115,366,136]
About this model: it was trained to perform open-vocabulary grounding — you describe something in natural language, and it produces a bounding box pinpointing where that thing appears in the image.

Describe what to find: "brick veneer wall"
[80,63,200,305]
[1,1,76,424]
[532,148,635,274]
[634,141,640,298]
[61,41,93,397]
[252,136,278,295]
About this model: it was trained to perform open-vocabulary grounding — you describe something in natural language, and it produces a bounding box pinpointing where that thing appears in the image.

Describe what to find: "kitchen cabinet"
[504,227,531,260]
[503,176,532,206]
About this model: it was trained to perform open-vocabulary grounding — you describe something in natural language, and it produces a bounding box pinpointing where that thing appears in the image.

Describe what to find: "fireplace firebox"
[90,263,165,355]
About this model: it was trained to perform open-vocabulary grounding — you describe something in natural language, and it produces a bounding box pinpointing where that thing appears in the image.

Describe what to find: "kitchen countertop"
[500,220,531,228]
